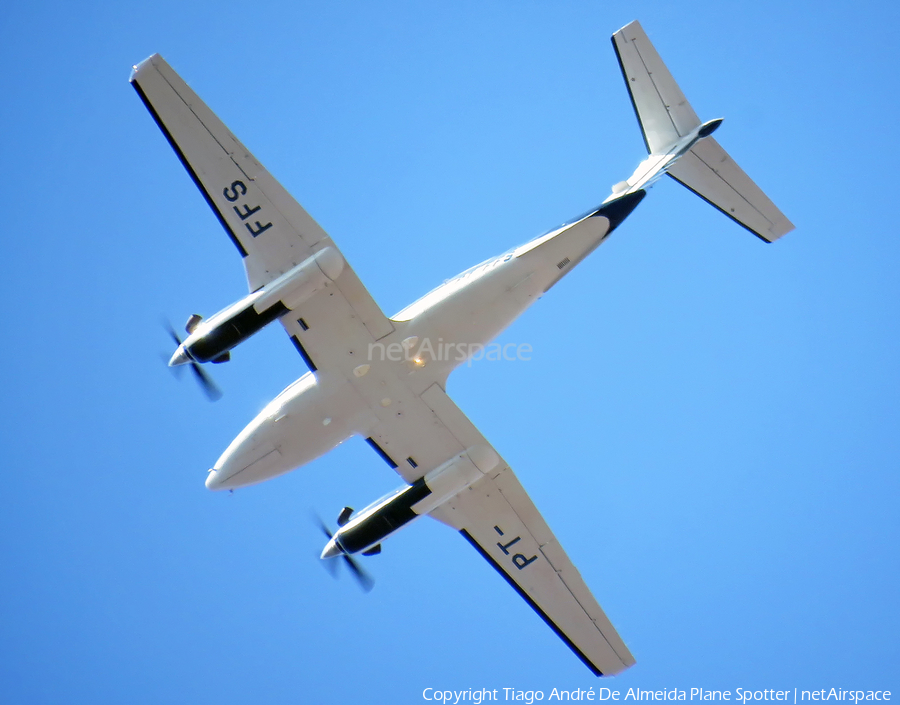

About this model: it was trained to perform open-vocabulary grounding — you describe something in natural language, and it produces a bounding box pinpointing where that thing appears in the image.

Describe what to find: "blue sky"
[2,0,899,703]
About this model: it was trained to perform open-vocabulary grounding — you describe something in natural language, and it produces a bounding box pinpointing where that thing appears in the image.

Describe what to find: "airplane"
[130,20,793,677]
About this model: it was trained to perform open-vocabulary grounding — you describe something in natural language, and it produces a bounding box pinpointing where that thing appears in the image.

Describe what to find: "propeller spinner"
[164,319,222,401]
[316,512,374,593]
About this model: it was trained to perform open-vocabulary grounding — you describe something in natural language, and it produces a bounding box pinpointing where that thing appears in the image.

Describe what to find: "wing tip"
[129,54,161,83]
[612,19,642,41]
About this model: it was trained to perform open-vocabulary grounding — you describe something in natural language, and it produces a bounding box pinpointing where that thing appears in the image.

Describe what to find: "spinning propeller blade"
[342,556,374,593]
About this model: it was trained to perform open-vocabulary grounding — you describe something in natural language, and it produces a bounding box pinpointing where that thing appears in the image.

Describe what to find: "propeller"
[163,321,222,402]
[315,514,374,593]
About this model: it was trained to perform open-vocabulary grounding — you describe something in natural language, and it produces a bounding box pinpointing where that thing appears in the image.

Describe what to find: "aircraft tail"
[611,21,794,242]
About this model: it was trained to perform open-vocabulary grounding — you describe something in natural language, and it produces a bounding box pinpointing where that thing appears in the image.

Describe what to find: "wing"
[433,475,635,676]
[130,54,393,341]
[370,382,636,676]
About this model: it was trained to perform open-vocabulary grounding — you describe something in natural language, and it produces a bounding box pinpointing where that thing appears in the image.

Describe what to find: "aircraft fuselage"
[206,191,644,490]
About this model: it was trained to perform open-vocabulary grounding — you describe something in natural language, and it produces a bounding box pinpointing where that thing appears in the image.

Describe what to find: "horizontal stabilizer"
[667,138,795,242]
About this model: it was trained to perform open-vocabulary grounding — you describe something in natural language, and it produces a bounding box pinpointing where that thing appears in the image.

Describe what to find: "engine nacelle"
[181,247,343,364]
[324,445,500,556]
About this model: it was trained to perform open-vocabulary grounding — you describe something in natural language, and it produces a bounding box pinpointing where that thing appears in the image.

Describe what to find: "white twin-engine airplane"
[132,21,792,676]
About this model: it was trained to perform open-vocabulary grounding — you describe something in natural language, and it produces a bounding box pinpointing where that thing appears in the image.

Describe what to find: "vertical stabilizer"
[612,21,701,155]
[611,21,794,242]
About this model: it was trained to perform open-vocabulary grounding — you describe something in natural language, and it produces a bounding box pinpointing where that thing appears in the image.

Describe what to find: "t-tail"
[607,21,794,242]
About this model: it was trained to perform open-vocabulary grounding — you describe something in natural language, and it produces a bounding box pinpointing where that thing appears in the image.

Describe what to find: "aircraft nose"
[168,344,192,367]
[205,468,222,490]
